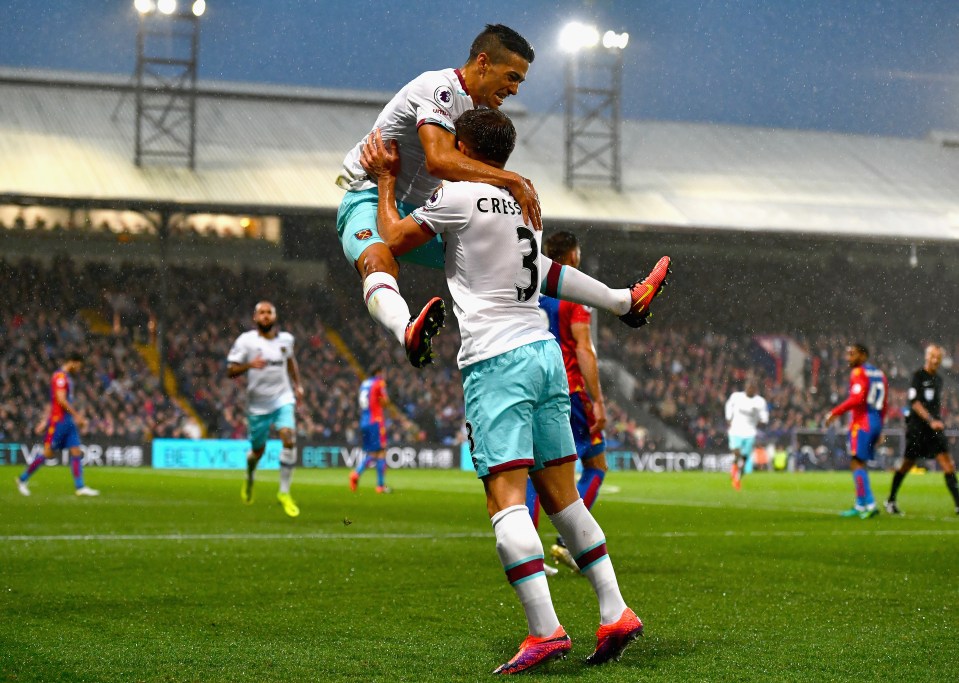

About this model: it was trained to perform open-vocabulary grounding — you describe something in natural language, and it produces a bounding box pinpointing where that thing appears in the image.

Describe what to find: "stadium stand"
[3,247,957,457]
[2,69,959,461]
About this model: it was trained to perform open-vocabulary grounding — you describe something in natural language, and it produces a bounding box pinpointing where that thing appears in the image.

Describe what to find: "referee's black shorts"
[903,427,949,460]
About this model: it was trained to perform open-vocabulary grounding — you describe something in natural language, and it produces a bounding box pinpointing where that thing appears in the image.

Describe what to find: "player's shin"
[539,257,630,315]
[853,468,875,508]
[889,469,907,502]
[279,446,296,494]
[524,478,541,529]
[492,505,560,637]
[70,454,84,489]
[363,272,412,346]
[548,499,628,624]
[375,458,386,488]
[577,468,605,510]
[945,472,959,507]
[22,454,46,480]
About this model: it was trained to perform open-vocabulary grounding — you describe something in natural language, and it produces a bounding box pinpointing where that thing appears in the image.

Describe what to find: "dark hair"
[455,109,516,164]
[852,343,869,358]
[469,24,535,64]
[66,350,84,363]
[544,231,579,261]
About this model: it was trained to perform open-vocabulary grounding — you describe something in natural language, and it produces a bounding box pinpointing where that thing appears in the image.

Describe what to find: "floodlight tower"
[560,22,628,191]
[133,0,206,169]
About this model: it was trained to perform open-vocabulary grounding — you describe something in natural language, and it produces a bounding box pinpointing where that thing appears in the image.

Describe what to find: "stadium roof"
[1,67,958,241]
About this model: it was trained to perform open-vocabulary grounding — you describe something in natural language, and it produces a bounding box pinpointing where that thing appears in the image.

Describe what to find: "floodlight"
[559,21,599,53]
[602,30,629,50]
[157,0,176,15]
[191,0,206,17]
[133,0,155,14]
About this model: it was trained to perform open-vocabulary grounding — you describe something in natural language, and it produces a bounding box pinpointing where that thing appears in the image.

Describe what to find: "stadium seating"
[1,251,955,452]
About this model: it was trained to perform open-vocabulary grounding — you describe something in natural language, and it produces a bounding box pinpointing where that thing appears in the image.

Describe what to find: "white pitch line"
[0,531,491,542]
[3,528,958,543]
[613,496,959,521]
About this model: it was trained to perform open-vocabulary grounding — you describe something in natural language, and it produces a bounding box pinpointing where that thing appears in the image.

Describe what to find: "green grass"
[2,466,958,682]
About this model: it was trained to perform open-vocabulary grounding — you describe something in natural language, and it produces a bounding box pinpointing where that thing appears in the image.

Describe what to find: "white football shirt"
[227,330,297,415]
[411,182,553,368]
[725,391,769,437]
[339,68,475,205]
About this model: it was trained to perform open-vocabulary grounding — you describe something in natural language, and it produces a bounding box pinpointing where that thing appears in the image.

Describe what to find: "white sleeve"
[282,332,295,358]
[410,73,457,135]
[227,335,247,364]
[725,394,735,422]
[411,184,473,236]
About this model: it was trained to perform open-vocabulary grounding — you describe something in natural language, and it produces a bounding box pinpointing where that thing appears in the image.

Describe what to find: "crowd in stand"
[2,255,957,457]
[0,258,187,441]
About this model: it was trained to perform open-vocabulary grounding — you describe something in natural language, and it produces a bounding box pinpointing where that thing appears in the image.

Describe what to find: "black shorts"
[903,428,949,461]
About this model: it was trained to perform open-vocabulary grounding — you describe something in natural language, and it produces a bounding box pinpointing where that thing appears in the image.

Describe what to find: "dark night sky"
[2,0,958,138]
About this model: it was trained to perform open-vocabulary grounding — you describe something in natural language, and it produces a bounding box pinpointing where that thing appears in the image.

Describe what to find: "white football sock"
[492,505,560,637]
[278,447,296,494]
[539,255,630,315]
[548,499,628,624]
[363,272,412,346]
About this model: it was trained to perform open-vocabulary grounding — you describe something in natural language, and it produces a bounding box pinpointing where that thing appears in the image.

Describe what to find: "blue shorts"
[849,417,882,462]
[248,404,295,451]
[44,417,81,451]
[728,434,756,458]
[361,421,387,452]
[461,340,577,479]
[569,389,606,460]
[336,188,446,269]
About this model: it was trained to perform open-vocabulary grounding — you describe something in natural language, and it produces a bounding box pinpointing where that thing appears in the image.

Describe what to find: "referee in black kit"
[885,344,959,515]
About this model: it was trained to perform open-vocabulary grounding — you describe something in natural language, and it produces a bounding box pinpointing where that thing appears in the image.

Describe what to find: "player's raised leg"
[340,195,444,368]
[539,254,671,328]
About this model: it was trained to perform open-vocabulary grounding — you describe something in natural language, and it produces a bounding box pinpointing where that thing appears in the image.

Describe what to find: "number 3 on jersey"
[514,226,538,302]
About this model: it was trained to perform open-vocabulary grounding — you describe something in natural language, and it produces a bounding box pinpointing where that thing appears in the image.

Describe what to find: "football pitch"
[3,466,958,682]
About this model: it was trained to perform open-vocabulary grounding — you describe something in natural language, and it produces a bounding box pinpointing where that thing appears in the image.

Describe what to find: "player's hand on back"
[360,128,401,180]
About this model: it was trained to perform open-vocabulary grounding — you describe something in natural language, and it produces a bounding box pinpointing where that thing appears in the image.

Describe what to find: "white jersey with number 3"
[411,182,553,368]
[340,68,474,205]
